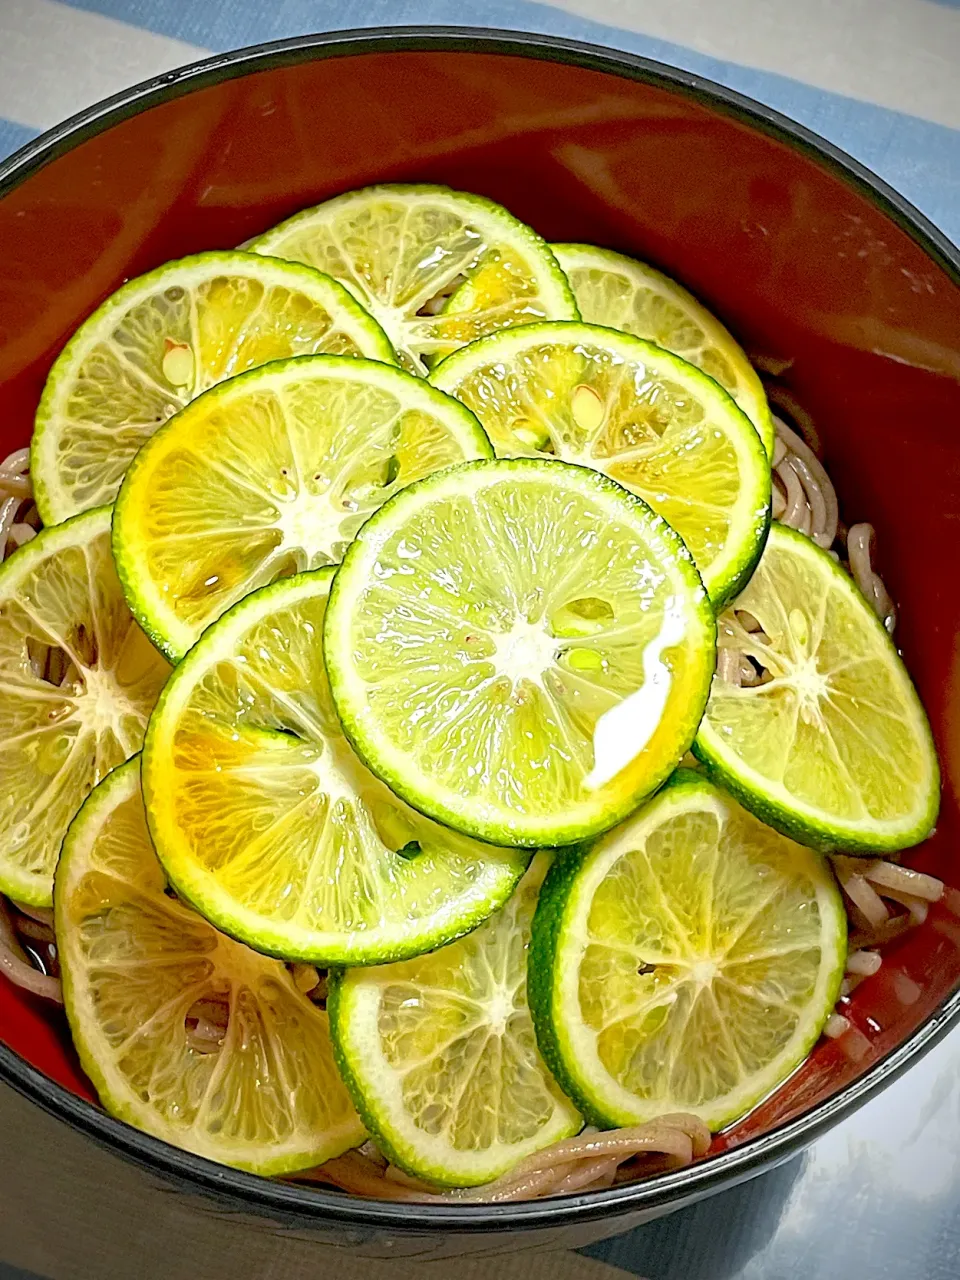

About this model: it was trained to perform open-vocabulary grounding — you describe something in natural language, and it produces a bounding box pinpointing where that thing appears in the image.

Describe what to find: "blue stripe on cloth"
[0,118,40,164]
[55,0,960,244]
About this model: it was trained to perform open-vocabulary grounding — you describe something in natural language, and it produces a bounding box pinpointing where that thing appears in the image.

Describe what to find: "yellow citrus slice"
[112,355,491,660]
[553,244,774,458]
[694,522,940,852]
[431,322,771,608]
[529,770,846,1130]
[324,458,716,847]
[32,251,396,523]
[56,759,364,1174]
[329,855,581,1187]
[142,569,528,964]
[250,184,578,375]
[0,507,169,905]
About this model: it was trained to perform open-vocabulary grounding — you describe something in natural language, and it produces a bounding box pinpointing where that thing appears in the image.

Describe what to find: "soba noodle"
[0,447,40,562]
[0,388,943,1199]
[296,1114,712,1202]
[833,856,942,953]
[0,896,62,1004]
[720,412,897,703]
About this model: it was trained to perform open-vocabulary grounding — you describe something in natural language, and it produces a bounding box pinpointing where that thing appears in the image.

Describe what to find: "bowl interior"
[2,35,960,1183]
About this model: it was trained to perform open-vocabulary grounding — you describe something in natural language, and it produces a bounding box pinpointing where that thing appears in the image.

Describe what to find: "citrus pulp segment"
[329,855,582,1187]
[31,251,396,524]
[528,770,846,1131]
[430,322,771,609]
[112,354,492,662]
[250,184,578,376]
[693,522,940,852]
[0,507,169,906]
[142,569,528,965]
[323,458,717,848]
[56,760,365,1174]
[552,244,775,459]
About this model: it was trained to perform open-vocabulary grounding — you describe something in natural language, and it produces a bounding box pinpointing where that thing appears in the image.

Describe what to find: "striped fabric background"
[0,0,959,241]
[0,4,958,1279]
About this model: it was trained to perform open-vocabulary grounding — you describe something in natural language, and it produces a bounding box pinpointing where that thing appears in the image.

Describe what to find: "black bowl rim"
[1,24,959,1234]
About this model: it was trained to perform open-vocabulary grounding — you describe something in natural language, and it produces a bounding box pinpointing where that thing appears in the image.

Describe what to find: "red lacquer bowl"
[2,26,959,1248]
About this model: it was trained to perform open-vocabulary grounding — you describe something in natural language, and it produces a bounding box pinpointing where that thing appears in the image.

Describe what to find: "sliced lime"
[56,759,364,1174]
[142,568,527,965]
[32,251,396,524]
[693,522,940,852]
[329,854,581,1187]
[430,322,771,608]
[324,458,716,848]
[112,354,491,661]
[553,244,774,458]
[250,184,578,376]
[0,507,169,905]
[528,770,846,1130]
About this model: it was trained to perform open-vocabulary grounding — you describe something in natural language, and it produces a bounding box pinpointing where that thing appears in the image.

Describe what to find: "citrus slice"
[324,458,716,848]
[528,769,846,1131]
[430,322,771,609]
[250,184,578,376]
[32,251,396,524]
[0,507,169,906]
[552,244,774,459]
[329,854,581,1187]
[142,568,528,965]
[693,522,940,852]
[56,759,364,1174]
[113,355,491,661]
